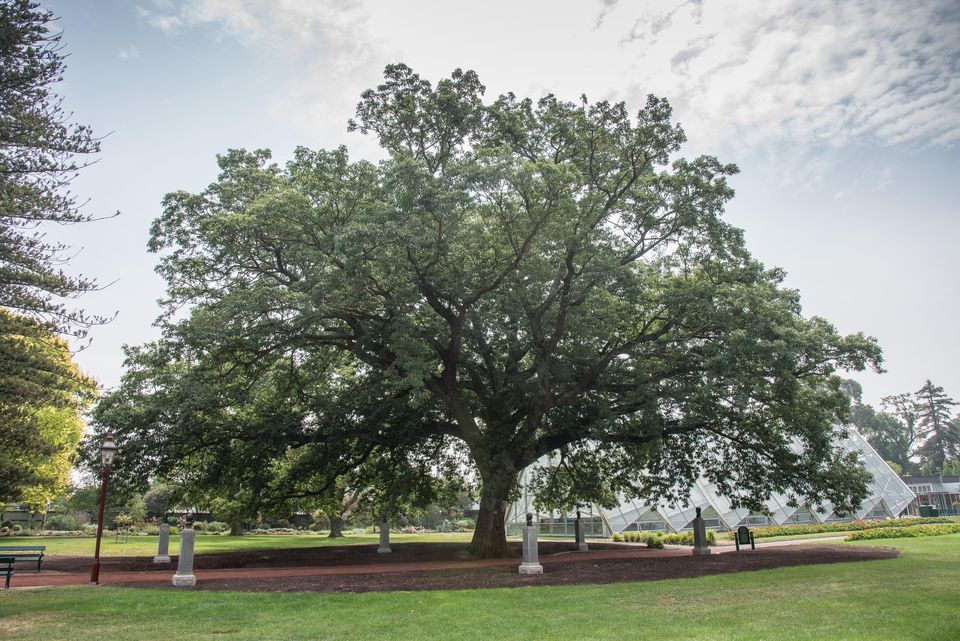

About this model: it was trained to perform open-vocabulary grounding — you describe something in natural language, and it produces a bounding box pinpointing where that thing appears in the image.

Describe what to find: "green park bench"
[1,556,14,589]
[0,545,46,572]
[734,526,756,551]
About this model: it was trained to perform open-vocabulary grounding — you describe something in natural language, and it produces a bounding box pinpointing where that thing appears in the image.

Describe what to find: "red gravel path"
[9,540,897,593]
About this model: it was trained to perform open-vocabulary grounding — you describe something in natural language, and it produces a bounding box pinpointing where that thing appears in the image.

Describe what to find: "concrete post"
[519,514,543,575]
[377,521,391,553]
[153,522,171,563]
[172,526,197,586]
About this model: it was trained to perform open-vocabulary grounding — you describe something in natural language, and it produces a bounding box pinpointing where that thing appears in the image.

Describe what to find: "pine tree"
[0,0,109,338]
[914,380,959,471]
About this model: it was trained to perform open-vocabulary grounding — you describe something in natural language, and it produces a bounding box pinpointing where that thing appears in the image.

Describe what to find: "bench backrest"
[0,556,15,568]
[736,526,751,544]
[0,546,45,552]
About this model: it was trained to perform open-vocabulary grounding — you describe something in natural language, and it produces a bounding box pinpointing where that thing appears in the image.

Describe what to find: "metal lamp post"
[89,432,118,585]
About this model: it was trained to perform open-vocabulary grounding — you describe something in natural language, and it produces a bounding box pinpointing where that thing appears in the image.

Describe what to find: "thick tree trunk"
[469,473,515,558]
[328,516,345,538]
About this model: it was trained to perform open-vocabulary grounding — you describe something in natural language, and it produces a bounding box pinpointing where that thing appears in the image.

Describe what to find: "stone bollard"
[377,521,391,553]
[575,510,588,552]
[153,522,171,563]
[692,506,711,556]
[172,526,197,586]
[519,512,543,575]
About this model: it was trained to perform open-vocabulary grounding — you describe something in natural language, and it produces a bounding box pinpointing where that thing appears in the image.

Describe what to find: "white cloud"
[137,0,960,160]
[603,0,960,154]
[117,45,141,61]
[137,0,382,151]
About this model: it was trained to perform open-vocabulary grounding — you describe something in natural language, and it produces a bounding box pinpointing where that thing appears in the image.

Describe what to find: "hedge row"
[845,523,960,541]
[612,530,716,547]
[729,517,951,539]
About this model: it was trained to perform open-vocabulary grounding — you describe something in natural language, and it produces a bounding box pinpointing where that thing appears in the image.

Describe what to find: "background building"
[901,476,960,516]
[507,428,915,537]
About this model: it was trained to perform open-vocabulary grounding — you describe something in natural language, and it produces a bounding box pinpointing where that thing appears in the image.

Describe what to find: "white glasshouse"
[505,428,916,537]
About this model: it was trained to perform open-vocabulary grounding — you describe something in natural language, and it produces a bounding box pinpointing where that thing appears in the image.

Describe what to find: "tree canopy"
[0,309,96,500]
[95,64,882,557]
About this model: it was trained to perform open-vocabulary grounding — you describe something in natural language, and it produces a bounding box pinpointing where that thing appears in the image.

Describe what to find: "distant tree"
[840,380,915,473]
[143,482,178,518]
[913,380,959,471]
[0,310,96,500]
[884,460,902,475]
[941,457,960,477]
[839,379,863,404]
[16,405,84,521]
[873,392,924,473]
[315,481,362,538]
[0,0,111,337]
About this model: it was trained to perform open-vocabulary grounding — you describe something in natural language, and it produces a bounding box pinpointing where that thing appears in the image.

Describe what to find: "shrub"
[247,528,307,535]
[455,518,476,530]
[206,521,230,534]
[45,514,81,531]
[113,514,134,530]
[726,517,951,540]
[612,529,716,546]
[12,524,22,533]
[846,523,960,541]
[646,534,665,549]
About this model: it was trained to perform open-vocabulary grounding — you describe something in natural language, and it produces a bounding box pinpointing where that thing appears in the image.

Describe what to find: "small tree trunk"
[469,472,515,558]
[229,520,245,536]
[328,516,345,538]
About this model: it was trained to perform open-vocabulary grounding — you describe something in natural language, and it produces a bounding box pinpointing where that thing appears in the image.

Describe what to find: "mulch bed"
[43,540,617,573]
[64,542,898,594]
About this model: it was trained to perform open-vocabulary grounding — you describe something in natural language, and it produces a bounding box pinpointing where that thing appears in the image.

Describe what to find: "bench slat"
[0,546,46,551]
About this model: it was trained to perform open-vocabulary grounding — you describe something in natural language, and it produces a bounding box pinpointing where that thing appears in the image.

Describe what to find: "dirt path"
[7,540,897,593]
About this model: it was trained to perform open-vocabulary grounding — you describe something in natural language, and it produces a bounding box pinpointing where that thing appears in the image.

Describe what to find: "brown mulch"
[42,541,616,573]
[96,543,896,594]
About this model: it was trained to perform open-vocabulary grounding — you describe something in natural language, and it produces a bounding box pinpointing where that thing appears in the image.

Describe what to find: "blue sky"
[45,0,960,408]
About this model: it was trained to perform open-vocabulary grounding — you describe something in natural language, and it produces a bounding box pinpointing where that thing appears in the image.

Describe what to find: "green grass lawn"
[1,532,474,557]
[1,535,958,641]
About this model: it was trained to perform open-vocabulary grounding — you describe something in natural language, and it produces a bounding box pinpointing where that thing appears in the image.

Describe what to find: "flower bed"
[612,530,716,547]
[845,523,960,541]
[725,517,951,539]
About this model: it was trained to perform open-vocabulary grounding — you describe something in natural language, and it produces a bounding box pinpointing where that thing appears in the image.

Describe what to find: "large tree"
[913,380,959,471]
[101,65,881,557]
[0,0,108,337]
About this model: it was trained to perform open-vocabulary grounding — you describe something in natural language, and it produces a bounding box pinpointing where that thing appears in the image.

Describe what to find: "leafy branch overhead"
[100,63,882,558]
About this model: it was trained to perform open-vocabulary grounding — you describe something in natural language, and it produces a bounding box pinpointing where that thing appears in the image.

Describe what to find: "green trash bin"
[918,505,936,517]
